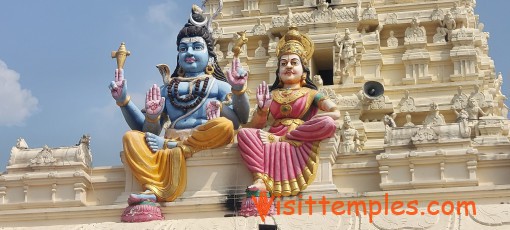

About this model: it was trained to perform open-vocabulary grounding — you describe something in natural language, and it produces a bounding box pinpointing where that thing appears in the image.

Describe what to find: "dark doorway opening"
[318,69,334,86]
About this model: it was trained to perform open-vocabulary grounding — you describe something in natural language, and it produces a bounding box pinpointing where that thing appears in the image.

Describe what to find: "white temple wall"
[1,0,510,228]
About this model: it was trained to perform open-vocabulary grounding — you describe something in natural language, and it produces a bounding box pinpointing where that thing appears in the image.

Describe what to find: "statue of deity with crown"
[237,26,340,216]
[109,2,250,222]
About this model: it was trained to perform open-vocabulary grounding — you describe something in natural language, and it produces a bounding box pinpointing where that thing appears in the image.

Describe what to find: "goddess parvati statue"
[108,4,250,203]
[237,27,339,200]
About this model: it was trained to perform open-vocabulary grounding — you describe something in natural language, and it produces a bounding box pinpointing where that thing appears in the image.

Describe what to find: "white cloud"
[0,60,38,126]
[147,1,180,30]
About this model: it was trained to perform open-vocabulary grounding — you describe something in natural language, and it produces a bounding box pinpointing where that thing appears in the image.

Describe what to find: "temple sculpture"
[1,0,510,229]
[108,4,250,221]
[340,112,362,153]
[236,27,339,216]
[334,28,357,76]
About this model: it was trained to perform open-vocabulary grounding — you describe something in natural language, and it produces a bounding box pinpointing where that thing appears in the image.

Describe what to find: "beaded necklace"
[168,76,210,110]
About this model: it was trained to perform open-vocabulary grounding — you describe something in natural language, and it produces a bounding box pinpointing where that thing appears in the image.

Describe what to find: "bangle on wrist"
[256,106,269,115]
[145,114,161,123]
[116,95,131,107]
[218,102,224,113]
[231,84,247,95]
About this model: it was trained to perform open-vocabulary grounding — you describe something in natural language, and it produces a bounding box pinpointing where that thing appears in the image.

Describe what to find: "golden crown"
[276,27,314,64]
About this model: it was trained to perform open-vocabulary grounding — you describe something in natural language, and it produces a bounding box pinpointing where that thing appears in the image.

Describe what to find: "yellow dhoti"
[122,117,234,202]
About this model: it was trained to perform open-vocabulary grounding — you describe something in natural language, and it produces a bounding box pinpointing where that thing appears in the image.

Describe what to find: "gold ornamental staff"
[112,42,131,69]
[232,31,248,58]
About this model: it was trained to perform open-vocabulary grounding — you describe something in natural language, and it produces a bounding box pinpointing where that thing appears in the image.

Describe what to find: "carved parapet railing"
[473,116,510,145]
[411,123,472,145]
[359,95,394,117]
[8,144,92,171]
[385,123,473,148]
[270,6,356,28]
[477,116,507,136]
[0,137,93,208]
[377,147,478,190]
[385,126,419,146]
[379,122,478,191]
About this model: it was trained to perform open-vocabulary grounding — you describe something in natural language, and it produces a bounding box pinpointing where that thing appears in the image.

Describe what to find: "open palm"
[145,84,165,118]
[256,81,272,110]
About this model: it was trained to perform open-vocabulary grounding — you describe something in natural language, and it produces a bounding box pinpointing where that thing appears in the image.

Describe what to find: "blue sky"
[0,1,508,170]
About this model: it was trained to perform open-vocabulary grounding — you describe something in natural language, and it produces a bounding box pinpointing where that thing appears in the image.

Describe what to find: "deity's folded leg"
[182,117,235,156]
[285,116,336,141]
[123,131,187,202]
[122,117,234,202]
[237,116,336,197]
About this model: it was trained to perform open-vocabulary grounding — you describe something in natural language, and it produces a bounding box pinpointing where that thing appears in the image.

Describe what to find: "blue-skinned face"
[178,36,209,76]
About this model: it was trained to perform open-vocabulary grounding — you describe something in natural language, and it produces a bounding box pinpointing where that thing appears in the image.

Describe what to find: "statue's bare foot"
[259,130,280,144]
[128,190,157,205]
[145,133,177,152]
[247,178,267,192]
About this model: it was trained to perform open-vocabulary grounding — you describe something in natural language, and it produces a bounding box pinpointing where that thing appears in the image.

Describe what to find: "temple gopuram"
[1,0,509,229]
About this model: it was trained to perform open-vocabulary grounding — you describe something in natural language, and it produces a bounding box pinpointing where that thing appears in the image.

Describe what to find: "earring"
[178,67,185,76]
[300,73,307,86]
[205,65,214,75]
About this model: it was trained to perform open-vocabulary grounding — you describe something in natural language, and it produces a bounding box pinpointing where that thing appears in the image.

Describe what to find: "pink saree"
[237,88,336,196]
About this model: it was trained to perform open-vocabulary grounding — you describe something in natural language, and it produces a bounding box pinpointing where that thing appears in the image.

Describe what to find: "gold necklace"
[272,88,310,116]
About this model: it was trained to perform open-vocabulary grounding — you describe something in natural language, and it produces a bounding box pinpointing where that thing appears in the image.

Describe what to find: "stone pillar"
[409,163,415,182]
[74,183,86,202]
[467,160,477,181]
[51,184,57,203]
[24,185,28,203]
[301,136,340,196]
[379,165,389,185]
[0,187,6,204]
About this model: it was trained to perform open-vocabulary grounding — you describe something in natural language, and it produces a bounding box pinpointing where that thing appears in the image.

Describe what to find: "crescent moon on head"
[189,13,208,27]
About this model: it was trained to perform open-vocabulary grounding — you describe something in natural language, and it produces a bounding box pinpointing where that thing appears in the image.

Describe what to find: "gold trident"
[111,42,131,69]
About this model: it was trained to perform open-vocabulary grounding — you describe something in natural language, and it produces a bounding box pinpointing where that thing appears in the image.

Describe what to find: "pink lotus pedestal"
[239,189,276,217]
[120,194,164,222]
